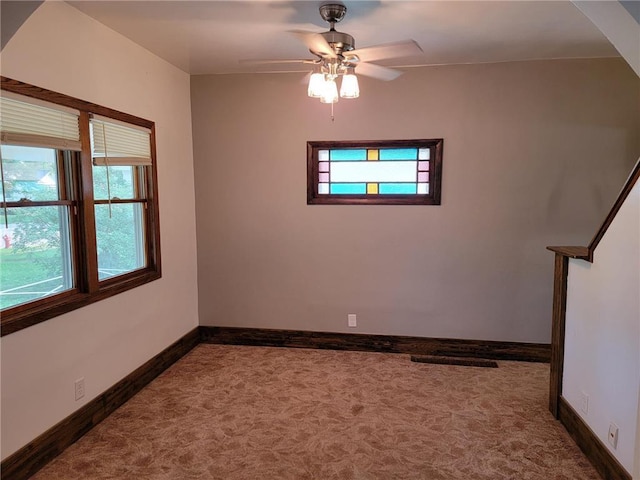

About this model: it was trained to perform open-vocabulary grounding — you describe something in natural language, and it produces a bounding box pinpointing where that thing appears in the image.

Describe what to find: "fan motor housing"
[321,30,355,54]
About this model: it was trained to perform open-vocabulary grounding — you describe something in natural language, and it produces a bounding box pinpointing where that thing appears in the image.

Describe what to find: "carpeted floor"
[32,344,599,479]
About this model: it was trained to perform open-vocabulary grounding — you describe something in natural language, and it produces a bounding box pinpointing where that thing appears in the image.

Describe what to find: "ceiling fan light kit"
[309,63,360,103]
[307,3,358,104]
[320,78,340,104]
[250,2,422,116]
[339,71,359,99]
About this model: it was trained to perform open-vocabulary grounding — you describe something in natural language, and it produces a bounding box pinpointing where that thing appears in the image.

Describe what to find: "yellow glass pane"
[367,183,379,194]
[367,149,379,161]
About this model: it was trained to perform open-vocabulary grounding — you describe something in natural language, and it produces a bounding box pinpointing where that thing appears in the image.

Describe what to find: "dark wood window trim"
[307,139,443,205]
[0,77,162,336]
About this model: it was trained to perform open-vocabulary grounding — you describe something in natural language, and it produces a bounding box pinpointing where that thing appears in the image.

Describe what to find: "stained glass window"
[307,139,442,205]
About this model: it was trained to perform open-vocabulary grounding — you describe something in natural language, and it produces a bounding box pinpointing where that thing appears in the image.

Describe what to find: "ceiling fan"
[244,3,423,105]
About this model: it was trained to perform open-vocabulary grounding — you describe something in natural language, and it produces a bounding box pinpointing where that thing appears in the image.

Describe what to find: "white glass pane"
[318,183,329,194]
[417,183,429,194]
[0,206,74,310]
[418,148,430,160]
[319,150,329,161]
[1,146,59,202]
[93,165,136,201]
[95,203,146,280]
[330,161,417,183]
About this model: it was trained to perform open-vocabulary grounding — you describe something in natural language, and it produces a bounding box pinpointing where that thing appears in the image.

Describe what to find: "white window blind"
[90,116,152,166]
[0,92,81,151]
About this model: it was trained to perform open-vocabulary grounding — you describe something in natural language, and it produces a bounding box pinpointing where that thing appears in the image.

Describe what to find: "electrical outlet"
[348,314,357,328]
[607,423,619,449]
[75,377,85,401]
[580,392,589,414]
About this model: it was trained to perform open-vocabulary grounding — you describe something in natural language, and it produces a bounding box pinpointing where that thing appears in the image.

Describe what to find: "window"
[307,139,443,205]
[0,146,75,310]
[90,117,152,281]
[0,77,161,335]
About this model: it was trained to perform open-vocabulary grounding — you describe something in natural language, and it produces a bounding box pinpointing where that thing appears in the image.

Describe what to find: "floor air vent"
[410,355,499,368]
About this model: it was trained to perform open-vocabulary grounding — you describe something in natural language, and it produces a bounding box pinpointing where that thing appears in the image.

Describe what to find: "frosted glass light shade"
[320,79,339,104]
[307,73,325,98]
[340,74,360,98]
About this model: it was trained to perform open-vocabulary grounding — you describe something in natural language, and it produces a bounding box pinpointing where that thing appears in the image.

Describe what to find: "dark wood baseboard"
[1,328,200,480]
[200,326,550,363]
[558,397,631,480]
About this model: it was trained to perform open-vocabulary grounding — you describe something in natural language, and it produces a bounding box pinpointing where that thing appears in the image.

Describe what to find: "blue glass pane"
[330,149,367,161]
[379,148,418,160]
[379,183,417,194]
[330,183,367,194]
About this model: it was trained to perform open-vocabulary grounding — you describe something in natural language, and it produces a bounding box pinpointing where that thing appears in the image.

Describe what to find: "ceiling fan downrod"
[318,4,355,56]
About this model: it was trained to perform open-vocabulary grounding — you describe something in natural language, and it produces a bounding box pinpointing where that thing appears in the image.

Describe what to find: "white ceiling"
[66,1,619,75]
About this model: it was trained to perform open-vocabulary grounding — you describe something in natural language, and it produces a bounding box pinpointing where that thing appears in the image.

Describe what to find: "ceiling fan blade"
[239,59,315,66]
[347,40,423,63]
[289,29,337,58]
[355,62,403,81]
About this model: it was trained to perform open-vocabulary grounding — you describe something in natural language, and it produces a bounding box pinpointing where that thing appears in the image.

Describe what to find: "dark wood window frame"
[307,139,443,205]
[0,77,161,336]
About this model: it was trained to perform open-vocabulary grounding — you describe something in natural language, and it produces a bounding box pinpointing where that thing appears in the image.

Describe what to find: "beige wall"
[0,2,199,459]
[191,58,639,343]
